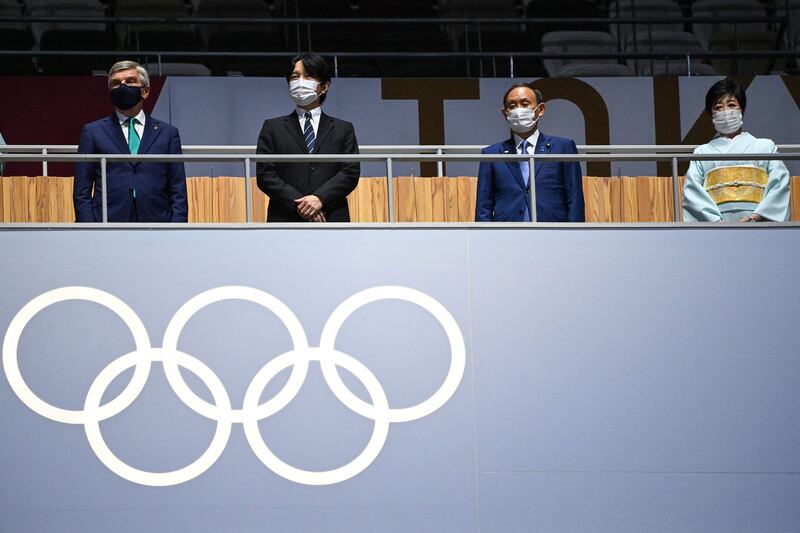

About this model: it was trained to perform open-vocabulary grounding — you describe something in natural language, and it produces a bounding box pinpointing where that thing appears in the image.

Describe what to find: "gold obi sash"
[704,166,768,205]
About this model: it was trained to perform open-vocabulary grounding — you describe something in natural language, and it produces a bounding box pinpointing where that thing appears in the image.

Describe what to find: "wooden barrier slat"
[396,177,416,222]
[2,175,798,223]
[369,177,388,222]
[414,177,434,222]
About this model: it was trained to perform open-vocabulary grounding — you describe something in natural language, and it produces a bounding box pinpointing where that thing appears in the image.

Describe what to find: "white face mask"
[289,78,320,106]
[712,109,743,135]
[505,106,540,134]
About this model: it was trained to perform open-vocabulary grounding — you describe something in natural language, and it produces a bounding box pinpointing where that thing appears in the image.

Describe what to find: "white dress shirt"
[513,129,540,155]
[116,109,146,143]
[295,106,321,137]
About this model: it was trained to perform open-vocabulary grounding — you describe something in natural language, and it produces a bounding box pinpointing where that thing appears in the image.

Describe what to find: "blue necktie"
[519,140,530,221]
[303,112,315,153]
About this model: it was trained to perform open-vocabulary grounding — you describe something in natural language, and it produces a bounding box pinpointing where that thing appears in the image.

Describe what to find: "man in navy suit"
[475,83,585,222]
[74,60,187,222]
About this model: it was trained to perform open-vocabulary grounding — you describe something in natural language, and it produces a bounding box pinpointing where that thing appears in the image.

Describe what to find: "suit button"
[310,165,316,171]
[518,209,524,214]
[524,187,530,193]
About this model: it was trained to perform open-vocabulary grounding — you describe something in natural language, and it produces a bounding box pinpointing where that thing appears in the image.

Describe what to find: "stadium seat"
[691,0,768,49]
[359,0,440,18]
[115,0,200,61]
[144,62,211,76]
[541,31,631,77]
[775,0,800,48]
[0,0,35,74]
[608,0,684,46]
[624,30,717,75]
[709,29,781,76]
[27,0,115,74]
[525,0,608,51]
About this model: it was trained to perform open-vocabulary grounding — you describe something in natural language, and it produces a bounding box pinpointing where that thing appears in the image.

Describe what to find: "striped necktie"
[127,117,140,155]
[303,112,315,153]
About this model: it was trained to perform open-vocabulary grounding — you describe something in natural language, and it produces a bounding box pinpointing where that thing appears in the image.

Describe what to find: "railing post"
[42,147,47,176]
[436,148,443,177]
[529,155,537,223]
[386,156,395,223]
[509,55,514,78]
[244,157,253,223]
[671,156,681,223]
[686,54,692,77]
[101,157,108,223]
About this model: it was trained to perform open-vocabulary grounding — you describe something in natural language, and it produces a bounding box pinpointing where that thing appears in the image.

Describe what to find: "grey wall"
[150,76,800,178]
[1,226,799,532]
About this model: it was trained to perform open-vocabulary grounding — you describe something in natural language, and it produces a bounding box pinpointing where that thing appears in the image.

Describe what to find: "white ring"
[242,347,390,486]
[319,286,466,423]
[83,348,232,487]
[2,287,151,425]
[161,286,309,420]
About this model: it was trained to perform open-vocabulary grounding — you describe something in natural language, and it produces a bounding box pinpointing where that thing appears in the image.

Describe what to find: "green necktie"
[127,117,140,154]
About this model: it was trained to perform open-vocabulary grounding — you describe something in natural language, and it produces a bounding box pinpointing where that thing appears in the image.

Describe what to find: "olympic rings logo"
[2,286,465,486]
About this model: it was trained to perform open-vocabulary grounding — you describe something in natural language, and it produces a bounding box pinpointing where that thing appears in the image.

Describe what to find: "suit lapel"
[314,113,335,152]
[534,133,551,177]
[283,112,309,153]
[102,115,131,158]
[503,138,526,189]
[134,115,161,162]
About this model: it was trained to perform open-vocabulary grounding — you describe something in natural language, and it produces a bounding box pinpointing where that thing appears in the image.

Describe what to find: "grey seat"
[541,31,629,77]
[774,0,800,48]
[624,30,717,75]
[691,0,768,50]
[144,62,212,76]
[0,0,34,74]
[608,0,684,45]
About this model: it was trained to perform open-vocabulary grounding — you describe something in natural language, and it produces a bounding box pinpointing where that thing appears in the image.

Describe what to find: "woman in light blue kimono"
[683,79,790,222]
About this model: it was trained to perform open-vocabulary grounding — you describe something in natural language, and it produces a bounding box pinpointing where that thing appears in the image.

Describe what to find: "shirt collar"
[296,107,322,122]
[513,129,540,152]
[116,109,146,126]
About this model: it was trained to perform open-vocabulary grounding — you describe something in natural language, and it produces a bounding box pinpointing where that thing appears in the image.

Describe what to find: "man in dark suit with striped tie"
[73,60,187,223]
[256,53,360,222]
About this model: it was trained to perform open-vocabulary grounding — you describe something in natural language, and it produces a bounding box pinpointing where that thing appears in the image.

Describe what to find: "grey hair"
[108,61,150,88]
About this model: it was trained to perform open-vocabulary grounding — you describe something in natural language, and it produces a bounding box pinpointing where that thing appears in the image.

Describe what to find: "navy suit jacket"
[74,114,188,222]
[475,133,585,222]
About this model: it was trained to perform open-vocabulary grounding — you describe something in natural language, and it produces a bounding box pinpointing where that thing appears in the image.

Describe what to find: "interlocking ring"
[2,285,466,486]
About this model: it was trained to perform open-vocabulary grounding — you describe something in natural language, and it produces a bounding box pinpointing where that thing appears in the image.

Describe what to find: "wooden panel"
[215,177,246,223]
[583,176,622,222]
[1,175,798,223]
[186,176,213,223]
[457,177,473,222]
[395,177,416,222]
[55,176,75,222]
[250,177,268,222]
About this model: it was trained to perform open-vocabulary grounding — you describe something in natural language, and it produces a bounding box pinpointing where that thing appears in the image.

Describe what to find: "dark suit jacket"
[475,133,585,222]
[74,114,188,222]
[256,111,360,222]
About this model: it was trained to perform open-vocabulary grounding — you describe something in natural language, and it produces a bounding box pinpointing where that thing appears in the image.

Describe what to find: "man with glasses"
[73,60,187,223]
[475,82,585,223]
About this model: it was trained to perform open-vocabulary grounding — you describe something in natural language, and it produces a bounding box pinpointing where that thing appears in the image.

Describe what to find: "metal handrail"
[0,15,789,24]
[2,151,798,224]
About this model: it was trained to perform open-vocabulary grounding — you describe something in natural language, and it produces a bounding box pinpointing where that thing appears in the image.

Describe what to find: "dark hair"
[704,79,746,116]
[288,53,332,104]
[502,82,543,108]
